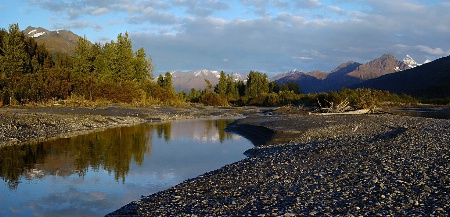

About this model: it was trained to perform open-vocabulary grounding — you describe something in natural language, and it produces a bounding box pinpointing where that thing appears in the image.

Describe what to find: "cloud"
[22,0,450,75]
[128,11,180,25]
[53,21,103,31]
[293,56,314,60]
[171,0,230,17]
[415,45,449,56]
[91,7,109,15]
[294,0,322,8]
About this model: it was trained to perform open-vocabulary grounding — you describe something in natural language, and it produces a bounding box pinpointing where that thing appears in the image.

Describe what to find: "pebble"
[103,114,450,216]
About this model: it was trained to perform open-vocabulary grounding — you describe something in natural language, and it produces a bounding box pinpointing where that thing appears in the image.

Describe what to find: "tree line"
[1,23,417,108]
[0,24,179,106]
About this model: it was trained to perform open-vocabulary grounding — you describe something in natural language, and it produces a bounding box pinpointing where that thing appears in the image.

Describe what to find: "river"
[0,118,253,217]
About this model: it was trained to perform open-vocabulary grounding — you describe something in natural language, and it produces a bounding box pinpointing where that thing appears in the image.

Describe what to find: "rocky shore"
[108,114,450,216]
[0,106,250,147]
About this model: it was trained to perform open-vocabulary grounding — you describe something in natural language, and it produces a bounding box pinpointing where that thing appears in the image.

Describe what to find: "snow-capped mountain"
[193,69,221,78]
[23,26,81,54]
[167,70,247,92]
[423,59,432,64]
[271,69,305,81]
[402,55,431,68]
[26,27,49,38]
[403,55,419,68]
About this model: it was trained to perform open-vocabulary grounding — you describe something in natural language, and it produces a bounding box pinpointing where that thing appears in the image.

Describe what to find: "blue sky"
[1,0,450,76]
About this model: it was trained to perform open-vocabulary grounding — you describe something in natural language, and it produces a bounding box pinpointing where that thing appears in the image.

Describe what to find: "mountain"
[403,55,419,68]
[275,70,328,93]
[271,69,305,81]
[23,26,80,54]
[274,54,412,93]
[322,61,363,91]
[352,55,450,98]
[346,54,410,80]
[403,55,432,68]
[168,70,247,92]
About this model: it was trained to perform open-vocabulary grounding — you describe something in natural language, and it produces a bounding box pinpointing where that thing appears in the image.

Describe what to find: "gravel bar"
[107,114,450,216]
[0,106,250,147]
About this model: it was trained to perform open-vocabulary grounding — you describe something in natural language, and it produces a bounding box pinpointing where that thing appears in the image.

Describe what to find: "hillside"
[352,55,450,98]
[275,70,328,93]
[23,26,80,54]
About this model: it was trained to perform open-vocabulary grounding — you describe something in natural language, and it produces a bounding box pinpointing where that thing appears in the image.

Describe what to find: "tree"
[245,70,269,98]
[204,79,213,93]
[133,47,153,82]
[225,74,239,100]
[215,71,227,96]
[269,81,280,93]
[0,24,28,103]
[280,82,302,94]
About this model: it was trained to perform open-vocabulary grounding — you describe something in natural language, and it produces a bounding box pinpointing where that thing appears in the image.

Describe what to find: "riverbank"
[0,105,255,147]
[108,113,450,216]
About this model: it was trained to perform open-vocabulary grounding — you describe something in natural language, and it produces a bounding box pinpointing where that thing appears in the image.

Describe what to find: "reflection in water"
[0,118,250,217]
[0,124,152,189]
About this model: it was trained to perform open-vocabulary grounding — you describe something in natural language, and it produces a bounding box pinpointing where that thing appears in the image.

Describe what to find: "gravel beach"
[108,113,450,216]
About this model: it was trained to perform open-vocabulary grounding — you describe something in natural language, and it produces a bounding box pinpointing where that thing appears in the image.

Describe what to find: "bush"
[265,93,280,106]
[200,92,229,106]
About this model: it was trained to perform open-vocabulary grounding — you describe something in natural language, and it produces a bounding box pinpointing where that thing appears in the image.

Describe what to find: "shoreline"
[108,113,450,216]
[0,105,257,147]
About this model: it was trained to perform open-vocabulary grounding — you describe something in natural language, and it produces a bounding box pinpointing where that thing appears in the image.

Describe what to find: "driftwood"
[312,109,370,115]
[313,98,372,115]
[318,98,352,113]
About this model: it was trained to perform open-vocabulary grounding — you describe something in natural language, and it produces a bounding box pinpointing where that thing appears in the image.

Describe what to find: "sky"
[1,0,450,76]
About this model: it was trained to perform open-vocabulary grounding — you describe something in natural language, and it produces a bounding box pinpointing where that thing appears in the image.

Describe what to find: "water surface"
[385,106,450,119]
[0,118,253,217]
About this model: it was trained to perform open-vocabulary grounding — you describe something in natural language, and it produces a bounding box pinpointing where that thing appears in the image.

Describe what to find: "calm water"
[386,107,450,120]
[0,118,253,217]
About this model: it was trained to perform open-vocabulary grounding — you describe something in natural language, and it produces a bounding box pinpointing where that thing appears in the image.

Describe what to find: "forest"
[0,24,417,109]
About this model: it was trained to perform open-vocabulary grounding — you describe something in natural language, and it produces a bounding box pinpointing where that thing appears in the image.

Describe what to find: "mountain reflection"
[0,119,237,190]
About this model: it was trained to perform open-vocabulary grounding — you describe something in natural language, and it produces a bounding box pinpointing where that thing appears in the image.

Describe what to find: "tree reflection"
[0,119,237,189]
[215,119,234,143]
[0,124,152,189]
[156,123,172,142]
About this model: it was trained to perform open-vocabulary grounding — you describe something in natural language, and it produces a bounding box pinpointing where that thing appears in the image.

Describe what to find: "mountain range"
[273,54,434,93]
[23,26,447,98]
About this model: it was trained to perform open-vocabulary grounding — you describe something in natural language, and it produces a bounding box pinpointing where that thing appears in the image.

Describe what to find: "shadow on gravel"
[225,122,276,147]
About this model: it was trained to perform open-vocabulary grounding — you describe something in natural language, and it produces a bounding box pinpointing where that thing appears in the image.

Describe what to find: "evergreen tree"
[225,74,239,100]
[163,72,173,92]
[114,32,134,82]
[215,71,227,96]
[0,24,28,103]
[133,47,153,82]
[269,81,280,93]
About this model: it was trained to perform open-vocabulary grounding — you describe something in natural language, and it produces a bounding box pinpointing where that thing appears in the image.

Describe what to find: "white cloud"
[293,56,313,60]
[91,7,109,15]
[54,21,103,31]
[415,45,448,56]
[19,0,450,75]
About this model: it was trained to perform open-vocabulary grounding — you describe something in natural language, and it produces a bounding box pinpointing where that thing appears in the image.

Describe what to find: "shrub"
[200,92,229,106]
